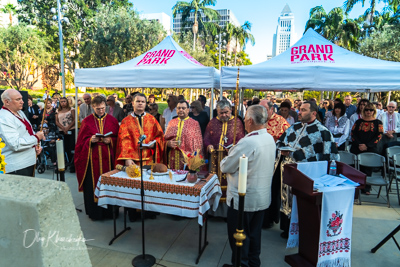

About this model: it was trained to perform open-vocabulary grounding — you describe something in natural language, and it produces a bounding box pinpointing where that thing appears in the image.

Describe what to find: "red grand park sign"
[291,44,335,64]
[136,49,203,66]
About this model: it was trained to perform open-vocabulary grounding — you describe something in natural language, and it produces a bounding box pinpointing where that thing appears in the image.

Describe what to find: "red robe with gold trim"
[267,113,290,142]
[116,113,165,165]
[203,116,245,202]
[75,114,119,194]
[164,117,203,170]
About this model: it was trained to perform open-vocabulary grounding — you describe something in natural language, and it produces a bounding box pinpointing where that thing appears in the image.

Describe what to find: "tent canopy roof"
[75,36,219,88]
[222,29,400,92]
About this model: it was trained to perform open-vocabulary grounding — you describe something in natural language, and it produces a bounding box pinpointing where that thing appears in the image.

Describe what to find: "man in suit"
[79,93,92,122]
[106,95,125,122]
[220,105,276,267]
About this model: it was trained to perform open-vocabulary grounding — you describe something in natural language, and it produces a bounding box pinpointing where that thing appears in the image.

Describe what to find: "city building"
[0,0,18,27]
[173,9,240,34]
[140,12,171,35]
[272,4,296,57]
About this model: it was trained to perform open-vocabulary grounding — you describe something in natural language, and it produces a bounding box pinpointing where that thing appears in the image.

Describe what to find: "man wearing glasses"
[79,93,93,122]
[344,95,357,118]
[164,100,203,170]
[382,101,400,149]
[270,96,279,113]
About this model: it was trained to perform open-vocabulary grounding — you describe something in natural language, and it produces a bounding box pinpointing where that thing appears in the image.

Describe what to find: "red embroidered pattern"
[319,238,350,257]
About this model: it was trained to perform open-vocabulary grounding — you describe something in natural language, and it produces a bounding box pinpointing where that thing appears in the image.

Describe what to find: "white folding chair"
[357,153,390,208]
[391,154,400,205]
[385,146,400,186]
[338,151,361,204]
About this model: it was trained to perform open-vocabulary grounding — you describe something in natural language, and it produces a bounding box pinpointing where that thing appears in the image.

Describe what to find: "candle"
[238,154,248,194]
[56,139,65,170]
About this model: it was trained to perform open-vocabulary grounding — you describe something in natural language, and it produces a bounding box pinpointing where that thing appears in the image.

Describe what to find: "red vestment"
[203,116,245,202]
[164,117,203,170]
[267,113,290,142]
[75,114,119,198]
[116,113,165,165]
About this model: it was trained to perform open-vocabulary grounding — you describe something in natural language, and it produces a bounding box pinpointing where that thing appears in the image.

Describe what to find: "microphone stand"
[132,136,155,267]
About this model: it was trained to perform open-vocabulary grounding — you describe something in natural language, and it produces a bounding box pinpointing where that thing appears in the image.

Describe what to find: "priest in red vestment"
[165,100,203,170]
[116,93,165,166]
[203,99,245,209]
[261,99,290,142]
[75,96,120,220]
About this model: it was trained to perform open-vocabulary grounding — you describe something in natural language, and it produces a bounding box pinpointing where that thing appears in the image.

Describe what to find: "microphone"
[138,134,146,144]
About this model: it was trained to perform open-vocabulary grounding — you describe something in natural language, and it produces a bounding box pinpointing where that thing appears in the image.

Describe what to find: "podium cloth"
[95,170,221,225]
[287,162,355,267]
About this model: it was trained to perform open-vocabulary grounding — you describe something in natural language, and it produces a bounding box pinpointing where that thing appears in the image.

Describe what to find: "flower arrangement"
[326,210,343,237]
[182,149,207,172]
[0,138,6,173]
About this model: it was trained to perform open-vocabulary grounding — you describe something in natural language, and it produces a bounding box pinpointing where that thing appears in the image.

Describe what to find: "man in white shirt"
[220,105,275,267]
[160,95,177,131]
[42,90,49,101]
[0,89,45,176]
[381,101,400,150]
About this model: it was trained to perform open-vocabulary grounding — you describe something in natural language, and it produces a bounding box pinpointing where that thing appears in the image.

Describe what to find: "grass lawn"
[157,102,168,115]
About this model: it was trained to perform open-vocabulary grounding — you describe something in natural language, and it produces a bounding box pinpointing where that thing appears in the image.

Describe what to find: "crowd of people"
[1,88,399,267]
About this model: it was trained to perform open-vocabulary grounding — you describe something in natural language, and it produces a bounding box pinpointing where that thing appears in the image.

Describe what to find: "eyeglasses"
[388,106,396,108]
[324,102,328,104]
[364,109,374,112]
[177,107,187,110]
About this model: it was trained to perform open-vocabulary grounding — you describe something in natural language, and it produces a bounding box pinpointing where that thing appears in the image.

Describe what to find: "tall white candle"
[56,139,65,170]
[238,154,248,194]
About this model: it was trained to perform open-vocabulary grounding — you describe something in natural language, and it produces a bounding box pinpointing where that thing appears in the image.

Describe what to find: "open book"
[95,131,113,138]
[142,140,156,147]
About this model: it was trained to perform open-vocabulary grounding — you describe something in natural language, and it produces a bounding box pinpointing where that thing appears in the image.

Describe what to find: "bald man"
[79,93,93,122]
[0,89,45,176]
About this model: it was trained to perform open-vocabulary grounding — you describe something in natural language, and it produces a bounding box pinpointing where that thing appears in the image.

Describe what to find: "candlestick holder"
[234,192,246,267]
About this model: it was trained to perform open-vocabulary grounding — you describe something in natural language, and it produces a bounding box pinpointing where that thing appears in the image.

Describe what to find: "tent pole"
[387,91,392,106]
[239,87,243,117]
[190,89,193,103]
[75,87,78,143]
[210,88,214,120]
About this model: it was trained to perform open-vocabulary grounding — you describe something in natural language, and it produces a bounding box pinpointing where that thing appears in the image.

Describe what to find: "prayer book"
[95,131,113,138]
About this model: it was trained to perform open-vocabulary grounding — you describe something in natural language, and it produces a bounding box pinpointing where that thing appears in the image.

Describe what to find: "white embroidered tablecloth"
[95,170,222,226]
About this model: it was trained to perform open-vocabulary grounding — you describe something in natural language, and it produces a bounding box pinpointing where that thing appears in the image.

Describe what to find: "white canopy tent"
[221,29,400,92]
[75,35,219,89]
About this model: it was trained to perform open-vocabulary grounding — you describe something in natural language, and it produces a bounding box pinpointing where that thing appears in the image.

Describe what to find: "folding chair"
[357,153,390,208]
[338,151,361,204]
[391,154,400,205]
[385,146,400,188]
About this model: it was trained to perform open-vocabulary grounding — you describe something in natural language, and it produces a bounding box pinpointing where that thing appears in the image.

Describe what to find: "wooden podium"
[283,161,366,267]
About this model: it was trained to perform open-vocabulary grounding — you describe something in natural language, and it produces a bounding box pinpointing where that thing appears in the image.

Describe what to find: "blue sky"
[131,0,386,64]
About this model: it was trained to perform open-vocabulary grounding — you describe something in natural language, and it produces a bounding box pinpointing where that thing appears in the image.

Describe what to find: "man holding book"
[74,96,120,220]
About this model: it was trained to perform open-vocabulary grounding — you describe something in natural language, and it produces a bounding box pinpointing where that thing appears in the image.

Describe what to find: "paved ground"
[36,169,400,267]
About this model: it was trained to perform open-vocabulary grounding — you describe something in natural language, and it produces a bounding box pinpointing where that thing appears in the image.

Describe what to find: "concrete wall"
[0,174,91,266]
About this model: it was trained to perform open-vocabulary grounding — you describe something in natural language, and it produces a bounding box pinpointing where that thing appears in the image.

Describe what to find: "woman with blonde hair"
[350,102,383,194]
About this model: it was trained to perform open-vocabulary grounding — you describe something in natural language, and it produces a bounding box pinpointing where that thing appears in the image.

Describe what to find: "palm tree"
[172,0,220,50]
[343,0,388,23]
[232,21,255,66]
[305,6,360,51]
[1,3,17,25]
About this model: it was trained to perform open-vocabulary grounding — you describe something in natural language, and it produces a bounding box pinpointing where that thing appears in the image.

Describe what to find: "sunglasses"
[364,109,374,112]
[324,102,328,104]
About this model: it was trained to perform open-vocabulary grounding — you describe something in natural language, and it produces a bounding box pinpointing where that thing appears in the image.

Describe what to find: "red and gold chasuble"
[267,113,290,142]
[203,116,245,202]
[75,114,119,200]
[116,113,165,166]
[164,117,203,170]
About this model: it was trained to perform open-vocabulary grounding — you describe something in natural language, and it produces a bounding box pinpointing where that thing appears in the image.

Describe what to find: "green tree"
[305,6,360,51]
[17,0,133,72]
[233,21,255,66]
[172,0,220,50]
[79,6,165,68]
[0,25,52,90]
[1,3,17,25]
[358,25,400,61]
[173,32,215,66]
[343,0,387,19]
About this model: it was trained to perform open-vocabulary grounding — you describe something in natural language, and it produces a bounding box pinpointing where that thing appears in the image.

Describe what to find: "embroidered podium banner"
[317,187,354,267]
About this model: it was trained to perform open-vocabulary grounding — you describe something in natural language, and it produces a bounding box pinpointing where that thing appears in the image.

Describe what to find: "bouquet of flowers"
[0,138,6,173]
[182,149,207,172]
